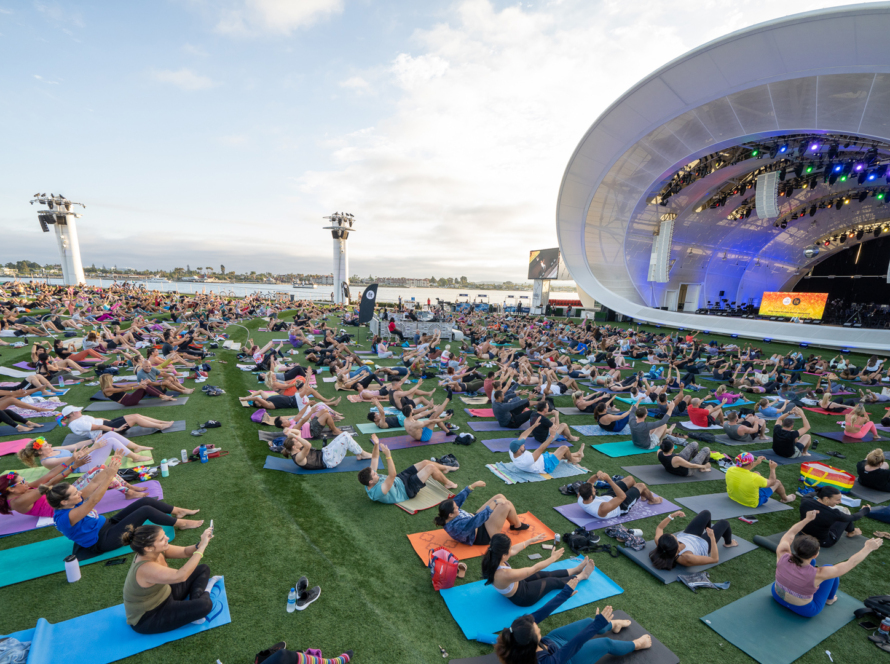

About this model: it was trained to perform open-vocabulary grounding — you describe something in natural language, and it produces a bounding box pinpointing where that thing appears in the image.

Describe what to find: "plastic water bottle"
[181,449,188,463]
[879,616,890,640]
[58,376,64,388]
[554,533,561,544]
[199,444,208,464]
[160,459,169,478]
[286,588,297,613]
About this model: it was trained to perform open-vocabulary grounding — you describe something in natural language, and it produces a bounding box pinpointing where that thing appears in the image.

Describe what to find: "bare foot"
[124,488,147,500]
[826,596,838,605]
[611,619,632,634]
[158,421,174,429]
[633,635,652,650]
[331,397,342,406]
[443,480,459,490]
[569,556,588,576]
[781,495,797,503]
[724,539,739,548]
[648,495,663,505]
[172,507,201,517]
[131,444,154,452]
[132,453,153,463]
[175,519,204,530]
[357,452,372,460]
[184,388,195,394]
[848,528,862,537]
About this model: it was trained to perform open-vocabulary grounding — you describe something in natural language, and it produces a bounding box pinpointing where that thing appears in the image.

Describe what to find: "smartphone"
[528,554,542,560]
[859,621,878,630]
[541,544,553,550]
[210,519,214,532]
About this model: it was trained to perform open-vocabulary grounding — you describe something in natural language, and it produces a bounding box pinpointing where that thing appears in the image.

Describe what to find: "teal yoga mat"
[440,559,623,639]
[2,577,230,664]
[700,584,862,664]
[0,525,175,587]
[357,422,403,434]
[592,440,657,458]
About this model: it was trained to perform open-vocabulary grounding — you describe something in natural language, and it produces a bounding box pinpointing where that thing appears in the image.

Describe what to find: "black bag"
[118,467,157,482]
[453,433,475,446]
[436,453,459,468]
[562,527,601,553]
[855,595,890,621]
[558,481,585,496]
[686,430,716,444]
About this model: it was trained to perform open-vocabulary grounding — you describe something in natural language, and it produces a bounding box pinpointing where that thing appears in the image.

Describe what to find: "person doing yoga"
[41,451,202,559]
[576,472,662,519]
[0,447,91,518]
[481,535,596,607]
[509,426,585,474]
[857,448,890,493]
[658,439,712,476]
[726,452,795,508]
[284,432,371,470]
[649,509,738,570]
[358,436,458,503]
[772,408,813,458]
[843,404,880,440]
[99,374,177,405]
[495,585,650,663]
[798,486,870,547]
[61,405,176,439]
[435,481,527,546]
[772,510,882,617]
[122,523,222,634]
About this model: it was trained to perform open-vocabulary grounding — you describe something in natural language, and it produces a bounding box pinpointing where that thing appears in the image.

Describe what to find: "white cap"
[60,406,83,417]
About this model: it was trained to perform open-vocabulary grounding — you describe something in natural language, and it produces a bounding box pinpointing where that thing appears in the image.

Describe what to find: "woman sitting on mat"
[51,338,107,363]
[99,374,177,405]
[571,390,611,414]
[843,404,880,440]
[798,486,870,547]
[772,510,882,617]
[42,451,202,559]
[593,402,634,432]
[482,534,595,607]
[122,523,221,634]
[650,509,738,570]
[435,481,528,546]
[284,431,371,470]
[0,447,91,518]
[858,448,890,493]
[0,407,47,433]
[495,586,650,663]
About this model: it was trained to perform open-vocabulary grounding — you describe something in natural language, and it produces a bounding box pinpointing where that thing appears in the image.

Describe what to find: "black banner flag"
[358,283,378,324]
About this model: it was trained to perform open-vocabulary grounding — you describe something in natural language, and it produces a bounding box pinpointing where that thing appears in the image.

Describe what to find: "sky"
[0,0,866,282]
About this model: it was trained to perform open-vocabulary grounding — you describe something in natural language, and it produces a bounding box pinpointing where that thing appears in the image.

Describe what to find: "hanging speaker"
[646,219,674,283]
[755,172,780,219]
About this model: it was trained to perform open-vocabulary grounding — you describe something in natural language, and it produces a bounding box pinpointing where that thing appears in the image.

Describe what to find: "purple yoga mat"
[816,430,889,444]
[468,420,531,432]
[482,437,572,453]
[13,362,36,370]
[354,351,372,355]
[376,430,454,449]
[554,498,679,531]
[0,480,163,537]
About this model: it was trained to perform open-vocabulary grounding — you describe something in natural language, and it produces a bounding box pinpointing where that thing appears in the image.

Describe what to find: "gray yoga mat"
[619,536,757,584]
[468,420,530,432]
[620,464,725,486]
[713,434,772,447]
[84,397,189,412]
[753,531,868,565]
[676,492,793,520]
[62,420,187,444]
[748,449,829,466]
[701,584,862,664]
[556,407,591,416]
[850,479,890,504]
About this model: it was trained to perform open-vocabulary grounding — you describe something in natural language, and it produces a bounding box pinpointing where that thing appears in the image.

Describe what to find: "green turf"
[0,314,886,663]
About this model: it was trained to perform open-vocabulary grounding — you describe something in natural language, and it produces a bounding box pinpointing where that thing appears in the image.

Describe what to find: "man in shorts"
[686,398,725,427]
[722,410,769,442]
[772,408,812,458]
[726,452,796,508]
[508,425,585,474]
[358,436,458,503]
[629,402,676,449]
[576,471,661,519]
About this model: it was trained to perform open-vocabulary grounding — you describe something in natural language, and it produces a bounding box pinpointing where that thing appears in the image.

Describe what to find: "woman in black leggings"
[799,487,871,547]
[39,455,203,560]
[649,509,738,570]
[481,534,595,607]
[0,408,43,432]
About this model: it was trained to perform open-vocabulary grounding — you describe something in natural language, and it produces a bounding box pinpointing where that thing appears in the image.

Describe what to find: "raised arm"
[776,510,817,559]
[68,453,124,525]
[379,442,398,495]
[138,526,215,585]
[531,427,559,462]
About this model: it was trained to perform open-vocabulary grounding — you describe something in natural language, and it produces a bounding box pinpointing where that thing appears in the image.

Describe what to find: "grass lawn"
[1,314,887,663]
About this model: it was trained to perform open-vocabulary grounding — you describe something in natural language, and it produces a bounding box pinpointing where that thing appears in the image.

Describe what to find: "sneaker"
[295,585,320,611]
[296,576,308,597]
[195,377,207,383]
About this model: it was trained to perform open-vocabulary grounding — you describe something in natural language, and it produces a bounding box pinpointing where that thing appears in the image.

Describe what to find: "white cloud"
[212,0,344,36]
[218,134,250,146]
[182,42,209,57]
[340,76,371,93]
[0,8,13,15]
[33,2,84,27]
[150,68,217,91]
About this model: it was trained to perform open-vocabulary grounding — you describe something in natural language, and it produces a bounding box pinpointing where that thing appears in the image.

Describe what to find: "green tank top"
[123,558,172,625]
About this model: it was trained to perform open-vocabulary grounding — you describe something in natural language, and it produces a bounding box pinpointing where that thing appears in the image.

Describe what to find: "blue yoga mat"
[0,525,175,588]
[263,454,382,475]
[440,559,623,639]
[482,438,570,453]
[2,577,231,664]
[468,421,530,432]
[0,422,56,437]
[703,399,755,409]
[592,440,657,458]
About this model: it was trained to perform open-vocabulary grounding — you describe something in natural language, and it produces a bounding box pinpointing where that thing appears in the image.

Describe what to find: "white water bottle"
[181,449,188,463]
[286,587,297,613]
[64,554,81,583]
[160,459,169,478]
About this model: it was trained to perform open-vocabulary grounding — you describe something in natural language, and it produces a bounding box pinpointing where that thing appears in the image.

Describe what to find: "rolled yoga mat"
[675,492,792,520]
[753,530,869,566]
[554,498,678,532]
[620,463,725,486]
[619,536,758,584]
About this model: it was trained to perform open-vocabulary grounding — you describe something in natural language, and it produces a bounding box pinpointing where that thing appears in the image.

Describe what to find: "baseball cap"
[60,406,83,418]
[509,440,524,455]
[734,452,755,467]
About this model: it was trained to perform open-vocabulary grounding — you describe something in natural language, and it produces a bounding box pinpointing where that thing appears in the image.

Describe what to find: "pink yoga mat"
[467,408,495,418]
[0,480,163,537]
[0,438,31,457]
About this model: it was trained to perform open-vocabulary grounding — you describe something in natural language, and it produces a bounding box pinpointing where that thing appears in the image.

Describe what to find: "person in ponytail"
[432,481,526,547]
[798,485,870,547]
[0,451,86,518]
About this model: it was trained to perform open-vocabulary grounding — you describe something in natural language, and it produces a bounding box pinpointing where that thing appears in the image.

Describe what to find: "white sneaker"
[195,377,207,383]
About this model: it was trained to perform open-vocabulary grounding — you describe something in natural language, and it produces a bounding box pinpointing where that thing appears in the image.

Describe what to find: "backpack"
[855,595,890,621]
[563,527,601,553]
[429,547,461,591]
[558,481,586,496]
[453,433,475,446]
[250,409,267,423]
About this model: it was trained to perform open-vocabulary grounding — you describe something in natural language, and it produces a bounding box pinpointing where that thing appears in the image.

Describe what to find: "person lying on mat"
[658,439,712,476]
[772,510,882,617]
[843,404,881,440]
[650,509,738,570]
[41,451,203,559]
[435,480,530,544]
[858,448,890,493]
[510,426,585,473]
[358,436,458,503]
[570,390,611,414]
[495,589,650,663]
[726,452,796,508]
[722,410,769,443]
[482,534,596,607]
[0,447,92,518]
[122,523,222,634]
[754,397,795,418]
[402,402,458,440]
[284,431,371,470]
[61,405,174,441]
[798,486,870,547]
[576,472,662,519]
[99,373,178,405]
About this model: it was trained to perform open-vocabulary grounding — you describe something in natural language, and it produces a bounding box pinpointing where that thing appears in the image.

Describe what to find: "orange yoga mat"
[407,511,554,563]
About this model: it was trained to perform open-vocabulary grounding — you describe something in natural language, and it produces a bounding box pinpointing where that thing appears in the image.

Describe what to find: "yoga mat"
[619,536,757,584]
[481,437,570,453]
[263,455,381,475]
[621,464,725,485]
[0,422,55,437]
[592,440,656,458]
[441,560,623,639]
[396,479,454,515]
[2,577,230,664]
[0,438,32,456]
[30,389,70,397]
[815,430,889,444]
[0,525,175,587]
[486,461,588,485]
[0,481,163,538]
[84,397,189,412]
[4,454,154,483]
[713,434,772,446]
[748,449,829,465]
[571,424,631,436]
[459,395,489,405]
[803,407,852,416]
[753,531,868,565]
[676,493,792,520]
[679,421,723,430]
[376,430,454,449]
[468,420,530,432]
[704,400,755,409]
[850,479,890,504]
[464,408,494,418]
[407,511,553,563]
[357,422,404,434]
[62,420,188,445]
[555,498,678,531]
[700,584,861,664]
[555,407,593,416]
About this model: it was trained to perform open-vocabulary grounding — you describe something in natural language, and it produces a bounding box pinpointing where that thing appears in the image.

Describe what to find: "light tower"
[322,212,355,304]
[30,193,86,285]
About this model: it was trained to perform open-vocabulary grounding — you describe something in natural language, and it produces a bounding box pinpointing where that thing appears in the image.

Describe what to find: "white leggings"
[74,433,132,473]
[322,433,364,468]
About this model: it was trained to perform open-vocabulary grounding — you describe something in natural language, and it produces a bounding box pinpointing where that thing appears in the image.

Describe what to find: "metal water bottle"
[64,554,81,583]
[160,459,169,478]
[199,444,208,463]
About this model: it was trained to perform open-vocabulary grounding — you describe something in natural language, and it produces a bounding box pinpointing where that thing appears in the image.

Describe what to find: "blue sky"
[0,0,863,281]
